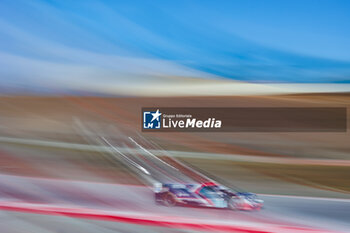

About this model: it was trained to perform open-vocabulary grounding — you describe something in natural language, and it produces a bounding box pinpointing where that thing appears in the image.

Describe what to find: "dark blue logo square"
[143,109,162,129]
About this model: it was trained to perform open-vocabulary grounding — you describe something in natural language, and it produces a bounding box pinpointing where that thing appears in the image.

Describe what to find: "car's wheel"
[164,193,176,207]
[154,193,163,205]
[155,199,163,205]
[228,196,241,210]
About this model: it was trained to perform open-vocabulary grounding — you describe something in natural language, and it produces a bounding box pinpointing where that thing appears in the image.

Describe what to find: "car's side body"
[154,182,263,210]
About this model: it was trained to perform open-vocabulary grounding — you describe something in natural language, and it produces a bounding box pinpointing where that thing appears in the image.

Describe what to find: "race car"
[154,182,263,210]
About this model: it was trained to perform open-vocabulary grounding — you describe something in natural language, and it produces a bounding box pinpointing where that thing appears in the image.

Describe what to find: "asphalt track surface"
[0,174,349,233]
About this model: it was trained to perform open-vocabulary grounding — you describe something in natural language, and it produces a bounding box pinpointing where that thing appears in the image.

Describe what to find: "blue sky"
[0,0,349,92]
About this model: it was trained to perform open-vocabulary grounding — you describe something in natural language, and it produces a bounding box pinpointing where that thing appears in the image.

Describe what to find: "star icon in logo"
[151,109,162,122]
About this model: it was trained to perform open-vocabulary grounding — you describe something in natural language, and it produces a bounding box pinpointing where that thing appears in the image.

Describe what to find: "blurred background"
[0,0,349,232]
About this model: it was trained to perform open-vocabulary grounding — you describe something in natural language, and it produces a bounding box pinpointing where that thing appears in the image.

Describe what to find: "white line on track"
[259,194,350,203]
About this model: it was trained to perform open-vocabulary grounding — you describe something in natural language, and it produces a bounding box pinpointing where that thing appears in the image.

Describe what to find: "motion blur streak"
[0,0,349,232]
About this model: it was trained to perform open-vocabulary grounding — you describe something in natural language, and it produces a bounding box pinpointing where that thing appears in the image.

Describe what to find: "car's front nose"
[238,193,264,210]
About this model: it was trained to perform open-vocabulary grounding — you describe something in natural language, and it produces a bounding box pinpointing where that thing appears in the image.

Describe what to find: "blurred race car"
[154,182,263,210]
